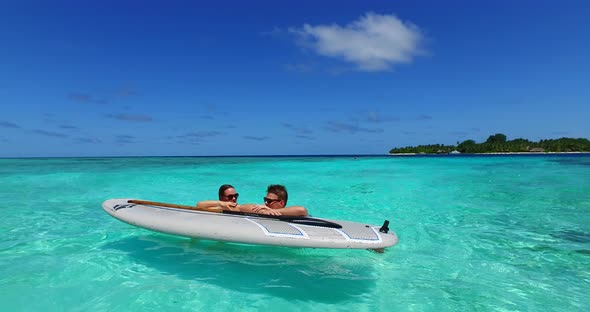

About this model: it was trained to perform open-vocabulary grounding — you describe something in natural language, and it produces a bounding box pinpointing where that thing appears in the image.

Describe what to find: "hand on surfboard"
[251,205,282,216]
[219,201,239,211]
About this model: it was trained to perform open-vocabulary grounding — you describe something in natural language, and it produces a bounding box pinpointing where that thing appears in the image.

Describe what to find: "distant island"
[389,133,590,155]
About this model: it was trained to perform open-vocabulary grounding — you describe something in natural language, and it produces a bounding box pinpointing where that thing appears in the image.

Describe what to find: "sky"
[1,0,589,157]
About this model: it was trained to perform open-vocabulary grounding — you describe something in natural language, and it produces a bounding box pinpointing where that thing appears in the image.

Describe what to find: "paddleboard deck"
[102,198,399,249]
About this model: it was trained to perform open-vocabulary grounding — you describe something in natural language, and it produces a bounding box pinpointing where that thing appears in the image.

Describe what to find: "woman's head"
[218,184,239,202]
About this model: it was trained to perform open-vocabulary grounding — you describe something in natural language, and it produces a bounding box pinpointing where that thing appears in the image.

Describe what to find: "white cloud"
[290,12,424,71]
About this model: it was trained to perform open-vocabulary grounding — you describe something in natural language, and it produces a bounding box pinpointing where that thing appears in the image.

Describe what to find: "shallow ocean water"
[1,155,589,311]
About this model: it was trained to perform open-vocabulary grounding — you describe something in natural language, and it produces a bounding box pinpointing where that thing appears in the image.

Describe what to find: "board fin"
[379,220,390,233]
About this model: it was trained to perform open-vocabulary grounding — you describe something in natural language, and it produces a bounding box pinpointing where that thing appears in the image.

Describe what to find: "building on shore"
[529,147,545,152]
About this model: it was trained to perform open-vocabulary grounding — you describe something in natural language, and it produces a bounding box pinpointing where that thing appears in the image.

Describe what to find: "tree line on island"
[389,133,590,154]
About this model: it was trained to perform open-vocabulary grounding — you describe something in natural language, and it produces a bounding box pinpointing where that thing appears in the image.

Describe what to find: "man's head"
[218,184,239,202]
[264,184,288,208]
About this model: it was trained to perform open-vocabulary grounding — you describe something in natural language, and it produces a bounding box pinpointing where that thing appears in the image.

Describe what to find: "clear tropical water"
[1,155,589,311]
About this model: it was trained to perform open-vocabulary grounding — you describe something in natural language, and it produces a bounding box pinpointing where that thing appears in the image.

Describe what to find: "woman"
[195,184,240,211]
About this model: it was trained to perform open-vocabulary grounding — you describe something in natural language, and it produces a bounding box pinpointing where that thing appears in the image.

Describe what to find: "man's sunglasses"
[224,193,239,200]
[263,197,282,204]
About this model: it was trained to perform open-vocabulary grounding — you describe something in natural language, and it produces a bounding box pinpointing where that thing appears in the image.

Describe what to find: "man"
[243,184,308,216]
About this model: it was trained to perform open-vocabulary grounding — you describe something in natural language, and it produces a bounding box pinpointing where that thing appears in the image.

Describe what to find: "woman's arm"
[196,200,238,211]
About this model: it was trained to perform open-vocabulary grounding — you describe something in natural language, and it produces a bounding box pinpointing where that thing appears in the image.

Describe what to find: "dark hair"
[218,184,235,200]
[267,184,288,204]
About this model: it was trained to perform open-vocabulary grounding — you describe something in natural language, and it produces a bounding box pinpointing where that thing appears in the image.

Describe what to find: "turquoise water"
[1,155,589,311]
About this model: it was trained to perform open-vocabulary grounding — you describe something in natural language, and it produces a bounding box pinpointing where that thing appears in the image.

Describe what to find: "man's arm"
[276,205,308,217]
[238,204,279,215]
[244,204,308,216]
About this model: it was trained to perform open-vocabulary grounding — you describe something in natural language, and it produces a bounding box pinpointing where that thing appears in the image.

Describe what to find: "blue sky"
[1,0,588,157]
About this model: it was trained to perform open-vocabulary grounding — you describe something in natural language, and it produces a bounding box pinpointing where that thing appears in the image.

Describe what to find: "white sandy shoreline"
[389,151,588,156]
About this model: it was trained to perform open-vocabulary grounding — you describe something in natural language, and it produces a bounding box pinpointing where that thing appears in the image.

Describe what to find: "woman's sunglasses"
[224,193,239,200]
[263,197,282,204]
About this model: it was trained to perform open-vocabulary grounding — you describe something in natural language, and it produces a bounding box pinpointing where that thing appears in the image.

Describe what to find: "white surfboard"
[102,198,399,249]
